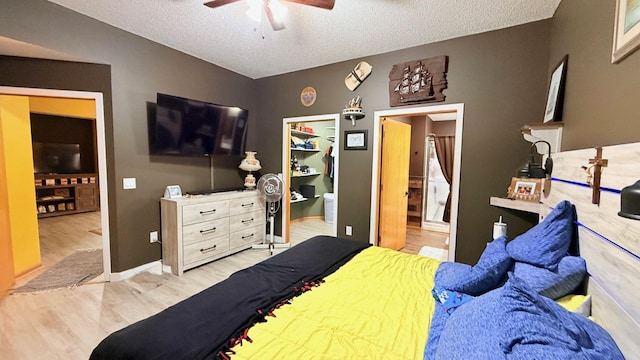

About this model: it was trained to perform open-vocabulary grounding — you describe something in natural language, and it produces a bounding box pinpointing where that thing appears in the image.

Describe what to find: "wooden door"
[378,118,411,250]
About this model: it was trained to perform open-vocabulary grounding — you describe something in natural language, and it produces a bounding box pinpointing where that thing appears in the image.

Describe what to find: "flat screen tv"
[152,93,248,156]
[32,142,82,174]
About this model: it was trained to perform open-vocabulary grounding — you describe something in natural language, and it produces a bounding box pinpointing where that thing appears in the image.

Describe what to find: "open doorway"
[0,86,111,283]
[281,114,340,245]
[369,103,464,262]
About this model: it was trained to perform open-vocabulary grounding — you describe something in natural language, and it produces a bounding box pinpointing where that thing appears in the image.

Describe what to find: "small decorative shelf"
[490,196,541,214]
[342,108,365,126]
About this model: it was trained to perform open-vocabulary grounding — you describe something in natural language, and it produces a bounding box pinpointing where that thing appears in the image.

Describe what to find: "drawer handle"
[242,233,255,240]
[241,218,254,224]
[199,209,216,215]
[200,227,217,234]
[241,202,254,208]
[200,244,217,253]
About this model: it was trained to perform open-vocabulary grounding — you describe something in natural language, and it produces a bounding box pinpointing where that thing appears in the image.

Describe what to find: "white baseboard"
[109,260,163,282]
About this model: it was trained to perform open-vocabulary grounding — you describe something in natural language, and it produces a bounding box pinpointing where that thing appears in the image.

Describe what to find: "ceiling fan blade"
[264,3,286,31]
[203,0,241,8]
[283,0,335,10]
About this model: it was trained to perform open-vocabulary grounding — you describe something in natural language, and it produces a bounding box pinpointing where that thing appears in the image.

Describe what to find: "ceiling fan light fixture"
[246,6,262,22]
[269,0,288,22]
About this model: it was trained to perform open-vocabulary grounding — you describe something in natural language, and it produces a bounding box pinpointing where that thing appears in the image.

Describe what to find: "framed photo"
[543,55,568,123]
[507,177,543,202]
[164,185,182,199]
[612,0,640,63]
[344,130,368,150]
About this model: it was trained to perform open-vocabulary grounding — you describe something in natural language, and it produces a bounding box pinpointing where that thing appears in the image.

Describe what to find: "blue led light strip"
[575,220,640,262]
[550,177,621,194]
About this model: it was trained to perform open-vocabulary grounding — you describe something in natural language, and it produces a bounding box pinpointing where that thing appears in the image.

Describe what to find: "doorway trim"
[281,113,340,243]
[369,103,464,262]
[0,86,111,281]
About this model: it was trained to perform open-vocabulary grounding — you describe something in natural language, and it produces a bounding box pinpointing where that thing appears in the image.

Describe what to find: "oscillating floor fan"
[255,173,286,255]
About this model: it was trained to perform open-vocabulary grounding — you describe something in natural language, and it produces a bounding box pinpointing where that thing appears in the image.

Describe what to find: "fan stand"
[252,202,290,255]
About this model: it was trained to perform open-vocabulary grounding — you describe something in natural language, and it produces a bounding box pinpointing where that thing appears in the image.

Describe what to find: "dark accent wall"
[548,0,640,149]
[1,0,256,272]
[7,1,625,269]
[256,21,552,263]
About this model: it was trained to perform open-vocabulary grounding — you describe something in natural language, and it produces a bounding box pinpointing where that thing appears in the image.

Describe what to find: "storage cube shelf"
[35,173,99,218]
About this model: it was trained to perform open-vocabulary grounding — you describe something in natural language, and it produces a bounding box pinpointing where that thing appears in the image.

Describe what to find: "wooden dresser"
[161,190,265,275]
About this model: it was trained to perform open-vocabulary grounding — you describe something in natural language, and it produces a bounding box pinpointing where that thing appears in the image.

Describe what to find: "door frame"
[281,113,340,243]
[0,86,111,281]
[369,103,464,262]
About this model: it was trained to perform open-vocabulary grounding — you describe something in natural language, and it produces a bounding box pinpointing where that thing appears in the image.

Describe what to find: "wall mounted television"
[151,93,248,157]
[32,142,82,174]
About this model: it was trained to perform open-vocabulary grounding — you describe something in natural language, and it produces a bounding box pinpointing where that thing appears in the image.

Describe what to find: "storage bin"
[299,184,315,199]
[324,193,334,223]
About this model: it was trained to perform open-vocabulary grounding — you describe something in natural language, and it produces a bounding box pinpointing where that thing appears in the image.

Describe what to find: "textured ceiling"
[44,0,561,79]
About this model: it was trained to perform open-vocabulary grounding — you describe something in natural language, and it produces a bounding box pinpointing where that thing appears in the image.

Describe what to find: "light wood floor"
[0,217,447,359]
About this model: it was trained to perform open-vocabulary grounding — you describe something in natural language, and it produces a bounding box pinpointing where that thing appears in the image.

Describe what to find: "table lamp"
[239,151,261,189]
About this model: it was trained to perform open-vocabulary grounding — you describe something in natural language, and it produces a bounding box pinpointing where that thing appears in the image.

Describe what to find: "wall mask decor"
[388,55,448,107]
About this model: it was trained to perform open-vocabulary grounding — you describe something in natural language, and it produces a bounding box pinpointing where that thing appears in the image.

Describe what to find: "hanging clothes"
[324,145,335,183]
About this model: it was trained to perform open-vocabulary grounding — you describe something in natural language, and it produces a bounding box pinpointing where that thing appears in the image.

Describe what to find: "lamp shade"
[618,180,640,220]
[239,151,262,172]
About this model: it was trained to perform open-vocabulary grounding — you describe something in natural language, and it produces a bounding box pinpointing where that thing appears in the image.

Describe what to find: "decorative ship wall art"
[388,55,448,107]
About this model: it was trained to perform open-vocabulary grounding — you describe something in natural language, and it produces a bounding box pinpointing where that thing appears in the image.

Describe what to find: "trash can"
[324,193,334,223]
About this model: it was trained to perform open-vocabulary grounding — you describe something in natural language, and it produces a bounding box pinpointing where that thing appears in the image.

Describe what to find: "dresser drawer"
[183,235,230,266]
[182,218,230,246]
[229,195,264,216]
[182,201,229,225]
[230,226,264,250]
[229,210,265,234]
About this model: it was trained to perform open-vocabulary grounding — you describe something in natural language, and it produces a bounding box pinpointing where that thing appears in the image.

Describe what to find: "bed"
[90,142,640,359]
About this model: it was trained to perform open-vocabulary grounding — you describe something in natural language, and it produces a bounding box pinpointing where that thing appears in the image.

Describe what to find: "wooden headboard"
[540,142,640,358]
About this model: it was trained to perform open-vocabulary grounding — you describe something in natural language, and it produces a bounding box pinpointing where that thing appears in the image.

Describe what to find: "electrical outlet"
[345,225,352,236]
[150,231,158,243]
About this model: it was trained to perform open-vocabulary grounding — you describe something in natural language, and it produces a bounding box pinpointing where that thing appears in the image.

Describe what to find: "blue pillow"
[512,256,586,299]
[500,273,624,359]
[433,273,624,360]
[435,236,512,296]
[507,200,576,270]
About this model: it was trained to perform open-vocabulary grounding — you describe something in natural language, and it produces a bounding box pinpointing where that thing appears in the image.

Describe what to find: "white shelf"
[291,195,321,204]
[291,147,321,152]
[291,172,321,178]
[291,129,319,138]
[490,196,541,214]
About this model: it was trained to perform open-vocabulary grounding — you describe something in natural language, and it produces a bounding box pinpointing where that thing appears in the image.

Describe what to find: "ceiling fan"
[204,0,335,31]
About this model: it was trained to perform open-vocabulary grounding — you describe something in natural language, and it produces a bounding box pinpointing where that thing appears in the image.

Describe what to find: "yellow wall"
[0,95,41,277]
[0,109,15,296]
[29,96,96,119]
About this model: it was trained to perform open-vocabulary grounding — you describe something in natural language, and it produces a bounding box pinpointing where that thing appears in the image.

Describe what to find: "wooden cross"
[588,146,608,205]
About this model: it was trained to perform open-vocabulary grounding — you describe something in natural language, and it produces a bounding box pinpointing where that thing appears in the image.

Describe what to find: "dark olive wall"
[7,1,619,268]
[548,0,640,149]
[256,21,552,263]
[1,0,256,272]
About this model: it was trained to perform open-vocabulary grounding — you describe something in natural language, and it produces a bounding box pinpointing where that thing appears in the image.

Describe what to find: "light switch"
[123,177,137,190]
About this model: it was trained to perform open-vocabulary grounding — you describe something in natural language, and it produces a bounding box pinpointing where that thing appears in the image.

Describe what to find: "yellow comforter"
[232,246,441,359]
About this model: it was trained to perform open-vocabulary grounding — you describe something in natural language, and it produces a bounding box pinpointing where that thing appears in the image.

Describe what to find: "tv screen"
[152,93,248,156]
[32,142,82,174]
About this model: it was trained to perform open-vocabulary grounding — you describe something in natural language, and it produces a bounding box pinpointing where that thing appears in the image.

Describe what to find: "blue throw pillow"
[507,200,576,270]
[500,273,624,359]
[512,256,586,299]
[435,236,512,296]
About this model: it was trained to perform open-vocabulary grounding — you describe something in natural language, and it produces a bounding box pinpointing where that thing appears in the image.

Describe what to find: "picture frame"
[164,185,182,199]
[344,130,368,150]
[507,177,543,202]
[543,55,568,123]
[612,0,640,63]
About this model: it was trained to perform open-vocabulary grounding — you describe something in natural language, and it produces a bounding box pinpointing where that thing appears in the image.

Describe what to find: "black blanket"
[90,236,370,360]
